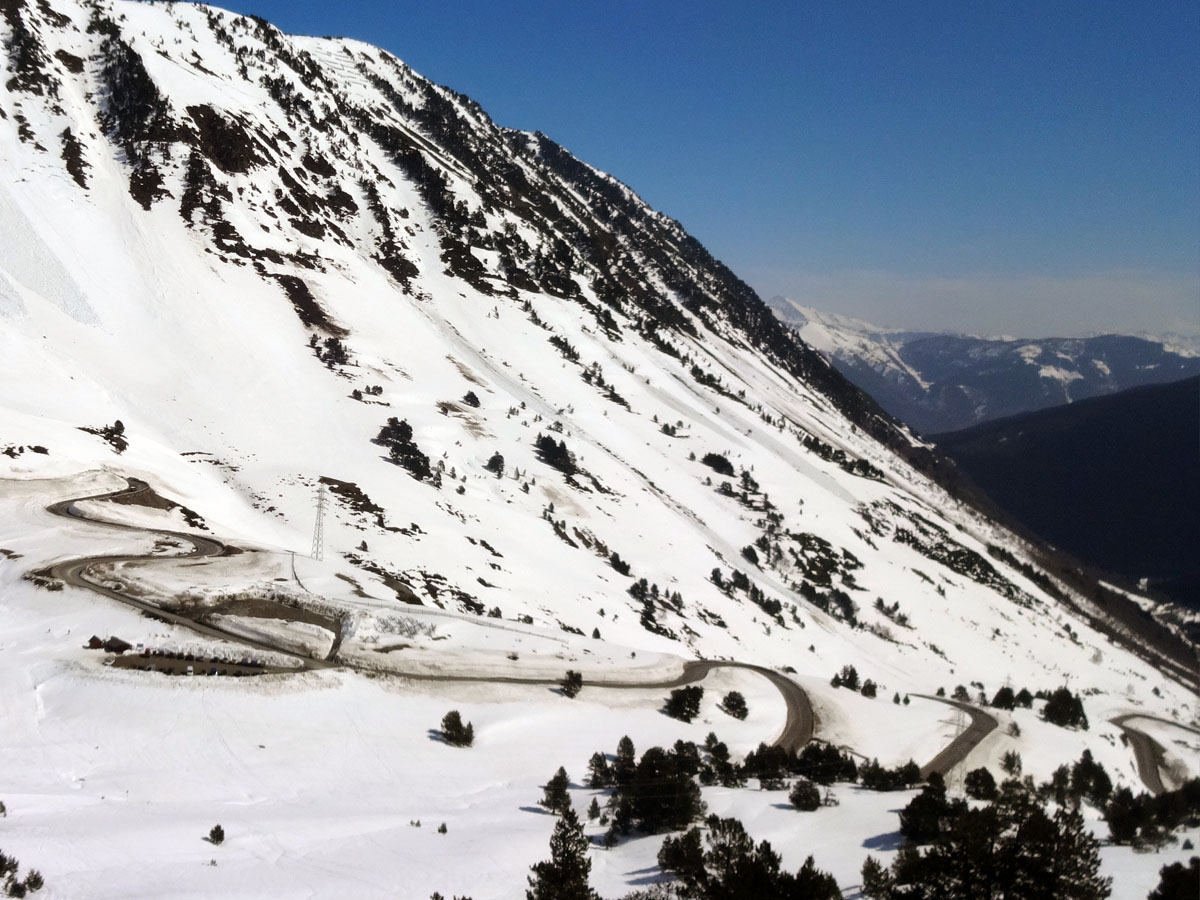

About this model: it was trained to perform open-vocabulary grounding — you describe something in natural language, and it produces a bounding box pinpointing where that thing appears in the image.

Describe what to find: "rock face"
[769,297,1200,435]
[1,0,1193,692]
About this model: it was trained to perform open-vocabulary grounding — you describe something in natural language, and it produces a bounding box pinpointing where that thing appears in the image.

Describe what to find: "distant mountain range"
[768,297,1200,435]
[934,376,1200,617]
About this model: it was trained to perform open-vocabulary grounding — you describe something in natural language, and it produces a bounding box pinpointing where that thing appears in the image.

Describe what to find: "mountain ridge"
[769,296,1200,435]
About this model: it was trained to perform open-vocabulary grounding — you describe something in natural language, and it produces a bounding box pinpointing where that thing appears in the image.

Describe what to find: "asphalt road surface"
[910,693,999,778]
[1110,714,1200,796]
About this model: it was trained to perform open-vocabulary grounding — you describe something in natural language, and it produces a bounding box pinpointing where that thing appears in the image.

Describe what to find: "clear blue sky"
[206,0,1198,337]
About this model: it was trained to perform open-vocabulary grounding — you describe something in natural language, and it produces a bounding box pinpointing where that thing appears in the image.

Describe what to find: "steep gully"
[50,477,1167,782]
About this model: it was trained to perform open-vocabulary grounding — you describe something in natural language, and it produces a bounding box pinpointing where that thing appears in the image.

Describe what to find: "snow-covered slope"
[1,2,1197,897]
[769,296,1200,435]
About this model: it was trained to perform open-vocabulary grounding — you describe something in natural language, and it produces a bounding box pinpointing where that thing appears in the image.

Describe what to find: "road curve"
[910,694,1000,778]
[45,480,337,670]
[40,478,813,749]
[1110,714,1200,796]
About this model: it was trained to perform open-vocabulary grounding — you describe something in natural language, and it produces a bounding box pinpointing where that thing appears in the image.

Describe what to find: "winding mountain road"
[41,478,815,749]
[910,694,1000,778]
[35,477,1192,799]
[1111,714,1200,796]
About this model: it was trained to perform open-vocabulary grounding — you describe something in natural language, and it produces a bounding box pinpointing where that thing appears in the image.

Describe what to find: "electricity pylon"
[311,484,328,561]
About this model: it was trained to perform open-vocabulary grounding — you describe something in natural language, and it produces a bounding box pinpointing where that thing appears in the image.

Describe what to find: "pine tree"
[721,691,748,720]
[561,670,583,698]
[861,855,893,899]
[789,779,821,811]
[440,710,474,747]
[1148,857,1199,900]
[526,807,598,900]
[586,751,612,789]
[540,766,571,815]
[613,736,636,786]
[208,824,224,845]
[485,451,504,477]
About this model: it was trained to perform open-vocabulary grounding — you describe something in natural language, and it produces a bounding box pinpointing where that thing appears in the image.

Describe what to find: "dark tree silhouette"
[526,807,597,900]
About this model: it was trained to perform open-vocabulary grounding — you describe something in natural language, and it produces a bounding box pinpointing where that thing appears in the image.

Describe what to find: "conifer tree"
[526,807,597,900]
[540,766,571,815]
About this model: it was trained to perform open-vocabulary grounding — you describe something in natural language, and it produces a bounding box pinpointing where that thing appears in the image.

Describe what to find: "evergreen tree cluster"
[988,685,1034,710]
[699,453,734,477]
[1148,857,1199,900]
[439,710,474,747]
[586,737,707,840]
[376,417,433,482]
[1040,687,1088,729]
[858,758,922,792]
[738,741,858,790]
[664,686,703,722]
[658,815,840,900]
[534,433,577,476]
[1041,750,1111,809]
[830,664,861,691]
[0,847,43,897]
[1105,778,1200,848]
[868,776,1111,900]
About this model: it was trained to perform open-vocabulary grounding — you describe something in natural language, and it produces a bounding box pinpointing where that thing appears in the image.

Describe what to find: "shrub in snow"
[560,670,583,698]
[720,691,748,720]
[440,710,474,747]
[789,779,821,811]
[485,451,504,477]
[208,824,224,845]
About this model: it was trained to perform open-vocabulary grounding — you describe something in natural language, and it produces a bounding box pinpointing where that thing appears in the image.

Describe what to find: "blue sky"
[208,1,1197,337]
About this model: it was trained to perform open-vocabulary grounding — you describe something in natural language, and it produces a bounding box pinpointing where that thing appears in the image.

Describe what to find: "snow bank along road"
[41,476,1075,772]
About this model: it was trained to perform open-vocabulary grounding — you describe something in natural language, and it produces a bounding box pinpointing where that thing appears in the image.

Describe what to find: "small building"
[102,636,133,655]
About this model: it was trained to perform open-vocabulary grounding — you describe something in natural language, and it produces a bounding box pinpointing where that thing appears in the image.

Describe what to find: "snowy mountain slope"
[1,1,1198,896]
[769,296,1200,435]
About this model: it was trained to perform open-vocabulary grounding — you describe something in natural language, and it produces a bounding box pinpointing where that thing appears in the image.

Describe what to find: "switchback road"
[41,478,814,749]
[1111,714,1200,796]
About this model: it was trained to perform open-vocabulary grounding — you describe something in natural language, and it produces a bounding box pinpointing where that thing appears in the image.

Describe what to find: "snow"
[1038,364,1085,384]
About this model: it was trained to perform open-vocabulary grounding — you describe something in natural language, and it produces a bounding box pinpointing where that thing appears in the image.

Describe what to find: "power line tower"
[311,484,328,561]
